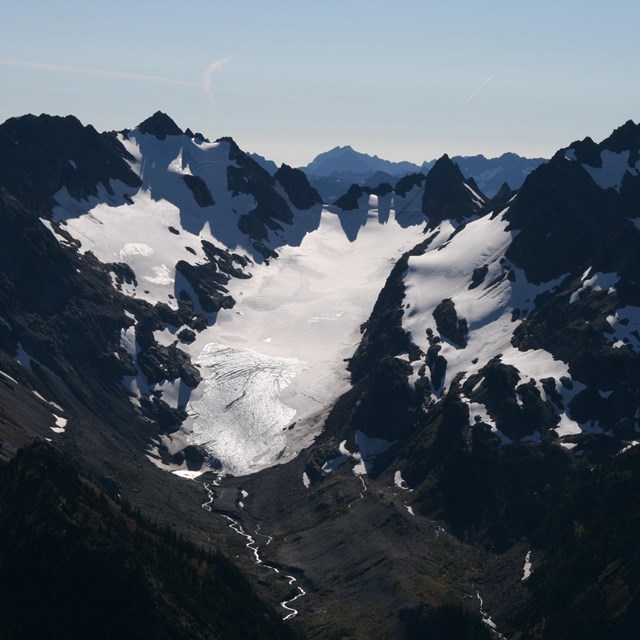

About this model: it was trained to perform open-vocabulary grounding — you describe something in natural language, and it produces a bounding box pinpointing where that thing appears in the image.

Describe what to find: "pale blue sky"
[1,1,639,166]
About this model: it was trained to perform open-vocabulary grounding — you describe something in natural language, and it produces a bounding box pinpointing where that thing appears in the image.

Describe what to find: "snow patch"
[145,445,208,479]
[50,414,67,434]
[554,412,584,437]
[32,390,64,412]
[522,550,533,581]
[616,441,640,456]
[153,327,178,347]
[569,271,618,304]
[605,306,640,350]
[0,369,18,384]
[463,182,485,207]
[172,469,206,479]
[352,430,394,475]
[582,150,639,192]
[394,470,410,490]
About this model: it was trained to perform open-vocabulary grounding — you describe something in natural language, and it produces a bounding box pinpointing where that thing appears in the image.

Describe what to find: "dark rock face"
[394,172,426,197]
[492,181,513,205]
[343,356,417,444]
[452,152,547,198]
[139,395,188,432]
[462,357,558,441]
[348,234,436,384]
[572,119,640,167]
[425,336,447,392]
[137,344,201,388]
[0,114,141,213]
[0,114,208,437]
[334,184,372,211]
[182,175,215,207]
[174,240,251,313]
[505,155,628,284]
[177,328,196,344]
[175,261,234,313]
[518,445,640,640]
[469,265,488,289]
[223,138,295,247]
[422,154,486,225]
[570,136,602,167]
[512,283,640,438]
[432,298,468,348]
[334,181,394,211]
[0,194,144,425]
[274,163,322,209]
[137,111,183,140]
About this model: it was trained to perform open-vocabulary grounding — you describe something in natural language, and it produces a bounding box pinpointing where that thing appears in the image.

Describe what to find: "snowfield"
[47,124,610,474]
[402,209,583,443]
[45,127,428,475]
[186,205,426,475]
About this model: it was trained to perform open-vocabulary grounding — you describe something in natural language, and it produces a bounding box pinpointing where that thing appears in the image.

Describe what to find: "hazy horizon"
[2,1,639,166]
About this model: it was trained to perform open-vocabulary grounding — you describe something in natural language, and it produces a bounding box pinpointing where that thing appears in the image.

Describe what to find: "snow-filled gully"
[474,586,507,639]
[348,475,368,509]
[201,482,306,621]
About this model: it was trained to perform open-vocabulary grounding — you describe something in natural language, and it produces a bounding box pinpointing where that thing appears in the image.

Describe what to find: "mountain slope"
[0,441,300,640]
[225,118,640,637]
[2,111,640,640]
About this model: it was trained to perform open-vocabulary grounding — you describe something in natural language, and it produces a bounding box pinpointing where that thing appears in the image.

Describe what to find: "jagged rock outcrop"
[274,163,322,209]
[422,154,486,224]
[137,110,184,139]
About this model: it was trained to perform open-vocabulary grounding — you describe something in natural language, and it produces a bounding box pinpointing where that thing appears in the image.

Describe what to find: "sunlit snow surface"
[188,208,424,475]
[189,343,303,474]
[403,209,583,442]
[45,131,426,476]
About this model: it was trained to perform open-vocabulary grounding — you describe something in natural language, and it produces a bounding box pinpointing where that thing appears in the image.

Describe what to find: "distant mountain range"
[303,144,420,177]
[296,144,546,201]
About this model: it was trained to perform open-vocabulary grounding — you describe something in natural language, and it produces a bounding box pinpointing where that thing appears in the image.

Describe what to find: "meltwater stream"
[201,482,306,621]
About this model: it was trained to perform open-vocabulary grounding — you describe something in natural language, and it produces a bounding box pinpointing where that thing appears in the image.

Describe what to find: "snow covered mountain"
[1,111,640,639]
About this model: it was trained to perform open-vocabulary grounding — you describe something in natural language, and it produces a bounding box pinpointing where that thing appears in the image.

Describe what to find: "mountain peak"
[604,118,640,155]
[429,153,464,180]
[302,145,420,178]
[137,111,183,140]
[422,154,485,224]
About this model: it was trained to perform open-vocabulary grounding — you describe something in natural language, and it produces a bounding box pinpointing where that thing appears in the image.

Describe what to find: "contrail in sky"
[203,58,232,101]
[466,72,498,103]
[0,58,201,88]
